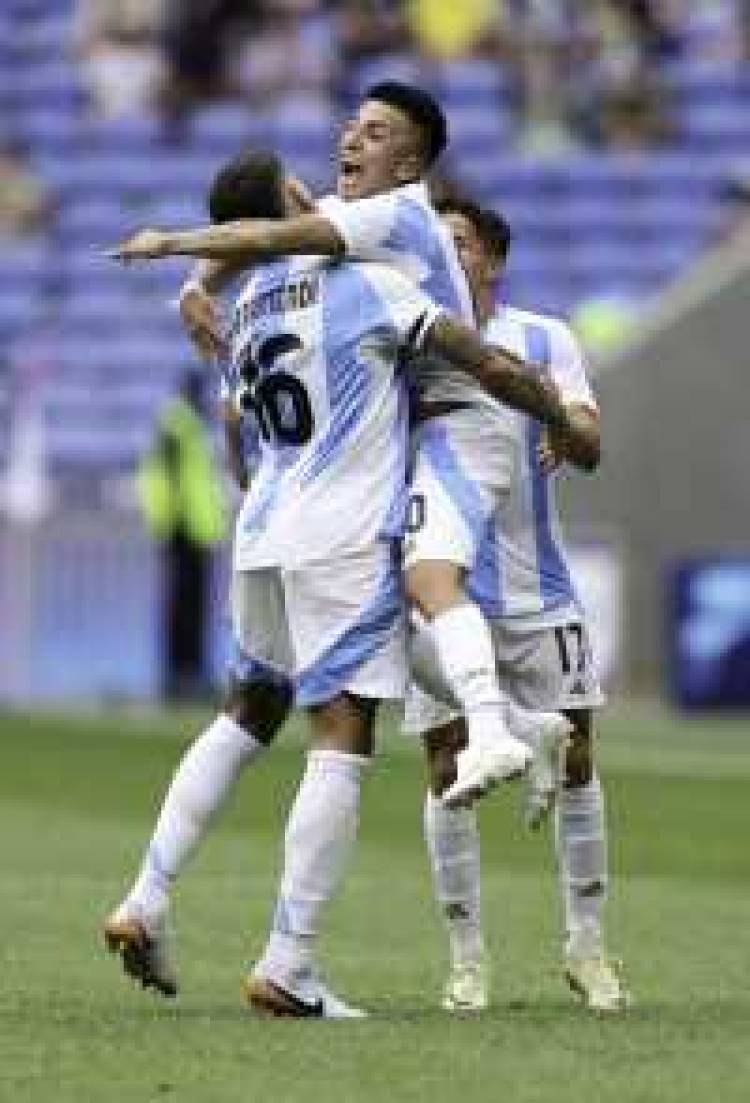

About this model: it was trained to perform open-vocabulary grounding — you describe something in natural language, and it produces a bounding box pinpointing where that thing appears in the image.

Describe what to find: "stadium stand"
[0,0,748,480]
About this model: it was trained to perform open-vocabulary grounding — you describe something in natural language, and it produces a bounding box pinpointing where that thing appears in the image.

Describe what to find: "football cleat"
[565,953,631,1013]
[103,909,178,998]
[242,971,367,1020]
[442,733,532,809]
[441,959,489,1014]
[523,712,573,831]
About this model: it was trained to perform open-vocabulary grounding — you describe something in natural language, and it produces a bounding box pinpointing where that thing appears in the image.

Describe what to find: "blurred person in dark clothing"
[138,370,227,700]
[160,0,262,111]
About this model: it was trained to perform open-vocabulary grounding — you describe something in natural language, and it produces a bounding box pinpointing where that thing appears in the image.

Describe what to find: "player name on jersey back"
[230,274,320,335]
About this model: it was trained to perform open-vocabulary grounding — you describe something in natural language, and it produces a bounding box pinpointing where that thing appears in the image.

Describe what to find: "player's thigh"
[286,542,407,709]
[403,422,494,574]
[230,568,293,676]
[493,621,604,714]
[222,634,292,742]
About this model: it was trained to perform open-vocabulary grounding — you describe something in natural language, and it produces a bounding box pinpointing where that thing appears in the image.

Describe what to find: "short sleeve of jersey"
[548,320,598,410]
[317,190,401,255]
[360,264,444,352]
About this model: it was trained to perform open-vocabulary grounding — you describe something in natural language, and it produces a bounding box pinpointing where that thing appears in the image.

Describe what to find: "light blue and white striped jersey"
[230,255,440,570]
[226,181,475,471]
[318,179,501,419]
[468,304,598,626]
[318,181,474,325]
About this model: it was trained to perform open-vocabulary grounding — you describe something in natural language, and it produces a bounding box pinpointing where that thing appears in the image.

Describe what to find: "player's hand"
[286,175,316,214]
[106,229,171,261]
[179,285,228,362]
[537,428,566,474]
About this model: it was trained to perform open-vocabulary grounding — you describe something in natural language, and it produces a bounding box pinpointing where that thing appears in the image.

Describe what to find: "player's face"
[337,100,422,200]
[443,212,498,299]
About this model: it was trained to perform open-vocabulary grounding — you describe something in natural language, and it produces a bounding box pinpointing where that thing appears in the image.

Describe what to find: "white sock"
[428,603,509,747]
[258,749,368,987]
[126,714,265,926]
[424,791,483,968]
[554,774,608,957]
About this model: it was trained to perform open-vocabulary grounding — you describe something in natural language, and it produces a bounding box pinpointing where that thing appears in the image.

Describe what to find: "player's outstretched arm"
[108,215,346,263]
[422,314,569,430]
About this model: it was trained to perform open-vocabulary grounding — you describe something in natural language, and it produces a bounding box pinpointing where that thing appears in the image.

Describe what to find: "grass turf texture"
[2,700,749,1103]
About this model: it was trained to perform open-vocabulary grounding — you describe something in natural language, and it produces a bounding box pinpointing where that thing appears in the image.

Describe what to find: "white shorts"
[231,542,406,708]
[403,618,605,736]
[403,410,513,570]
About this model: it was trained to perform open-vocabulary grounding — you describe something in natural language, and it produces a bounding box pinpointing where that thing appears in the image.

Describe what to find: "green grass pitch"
[2,699,750,1103]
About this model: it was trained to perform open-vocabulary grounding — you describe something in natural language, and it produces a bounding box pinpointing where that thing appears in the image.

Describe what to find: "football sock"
[428,603,509,746]
[555,774,608,957]
[127,714,265,925]
[424,791,483,967]
[258,750,368,988]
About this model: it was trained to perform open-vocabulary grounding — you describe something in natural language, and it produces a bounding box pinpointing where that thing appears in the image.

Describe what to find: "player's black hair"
[365,81,448,165]
[436,194,511,262]
[208,149,286,223]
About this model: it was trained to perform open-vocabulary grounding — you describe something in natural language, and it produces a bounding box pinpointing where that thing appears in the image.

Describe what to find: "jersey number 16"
[238,333,314,446]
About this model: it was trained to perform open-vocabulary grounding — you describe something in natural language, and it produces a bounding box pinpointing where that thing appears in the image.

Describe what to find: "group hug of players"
[103,81,629,1018]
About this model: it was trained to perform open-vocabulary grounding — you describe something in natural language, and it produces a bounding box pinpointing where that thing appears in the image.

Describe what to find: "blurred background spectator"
[0,143,51,240]
[137,370,227,701]
[73,0,166,118]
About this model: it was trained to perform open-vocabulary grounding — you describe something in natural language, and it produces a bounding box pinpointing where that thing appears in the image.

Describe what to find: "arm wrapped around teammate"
[422,314,569,430]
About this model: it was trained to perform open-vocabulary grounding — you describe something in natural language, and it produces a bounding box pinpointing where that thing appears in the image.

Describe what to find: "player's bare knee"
[563,710,593,787]
[224,679,291,746]
[405,561,464,619]
[308,693,377,757]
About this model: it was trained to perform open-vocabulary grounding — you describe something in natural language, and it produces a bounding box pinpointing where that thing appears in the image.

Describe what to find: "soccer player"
[405,196,629,1014]
[105,149,574,1017]
[111,82,579,803]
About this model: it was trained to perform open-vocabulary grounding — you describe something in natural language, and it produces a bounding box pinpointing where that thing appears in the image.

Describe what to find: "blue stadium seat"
[35,150,216,205]
[56,196,151,247]
[266,94,335,192]
[679,101,750,153]
[344,54,425,106]
[0,287,45,337]
[431,58,515,108]
[188,104,270,157]
[8,60,86,111]
[661,57,750,92]
[19,105,82,153]
[444,104,513,160]
[83,113,180,154]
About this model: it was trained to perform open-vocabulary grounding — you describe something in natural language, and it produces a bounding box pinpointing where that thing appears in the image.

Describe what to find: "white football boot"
[441,958,489,1014]
[442,732,532,809]
[564,943,631,1013]
[104,903,178,998]
[242,968,367,1020]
